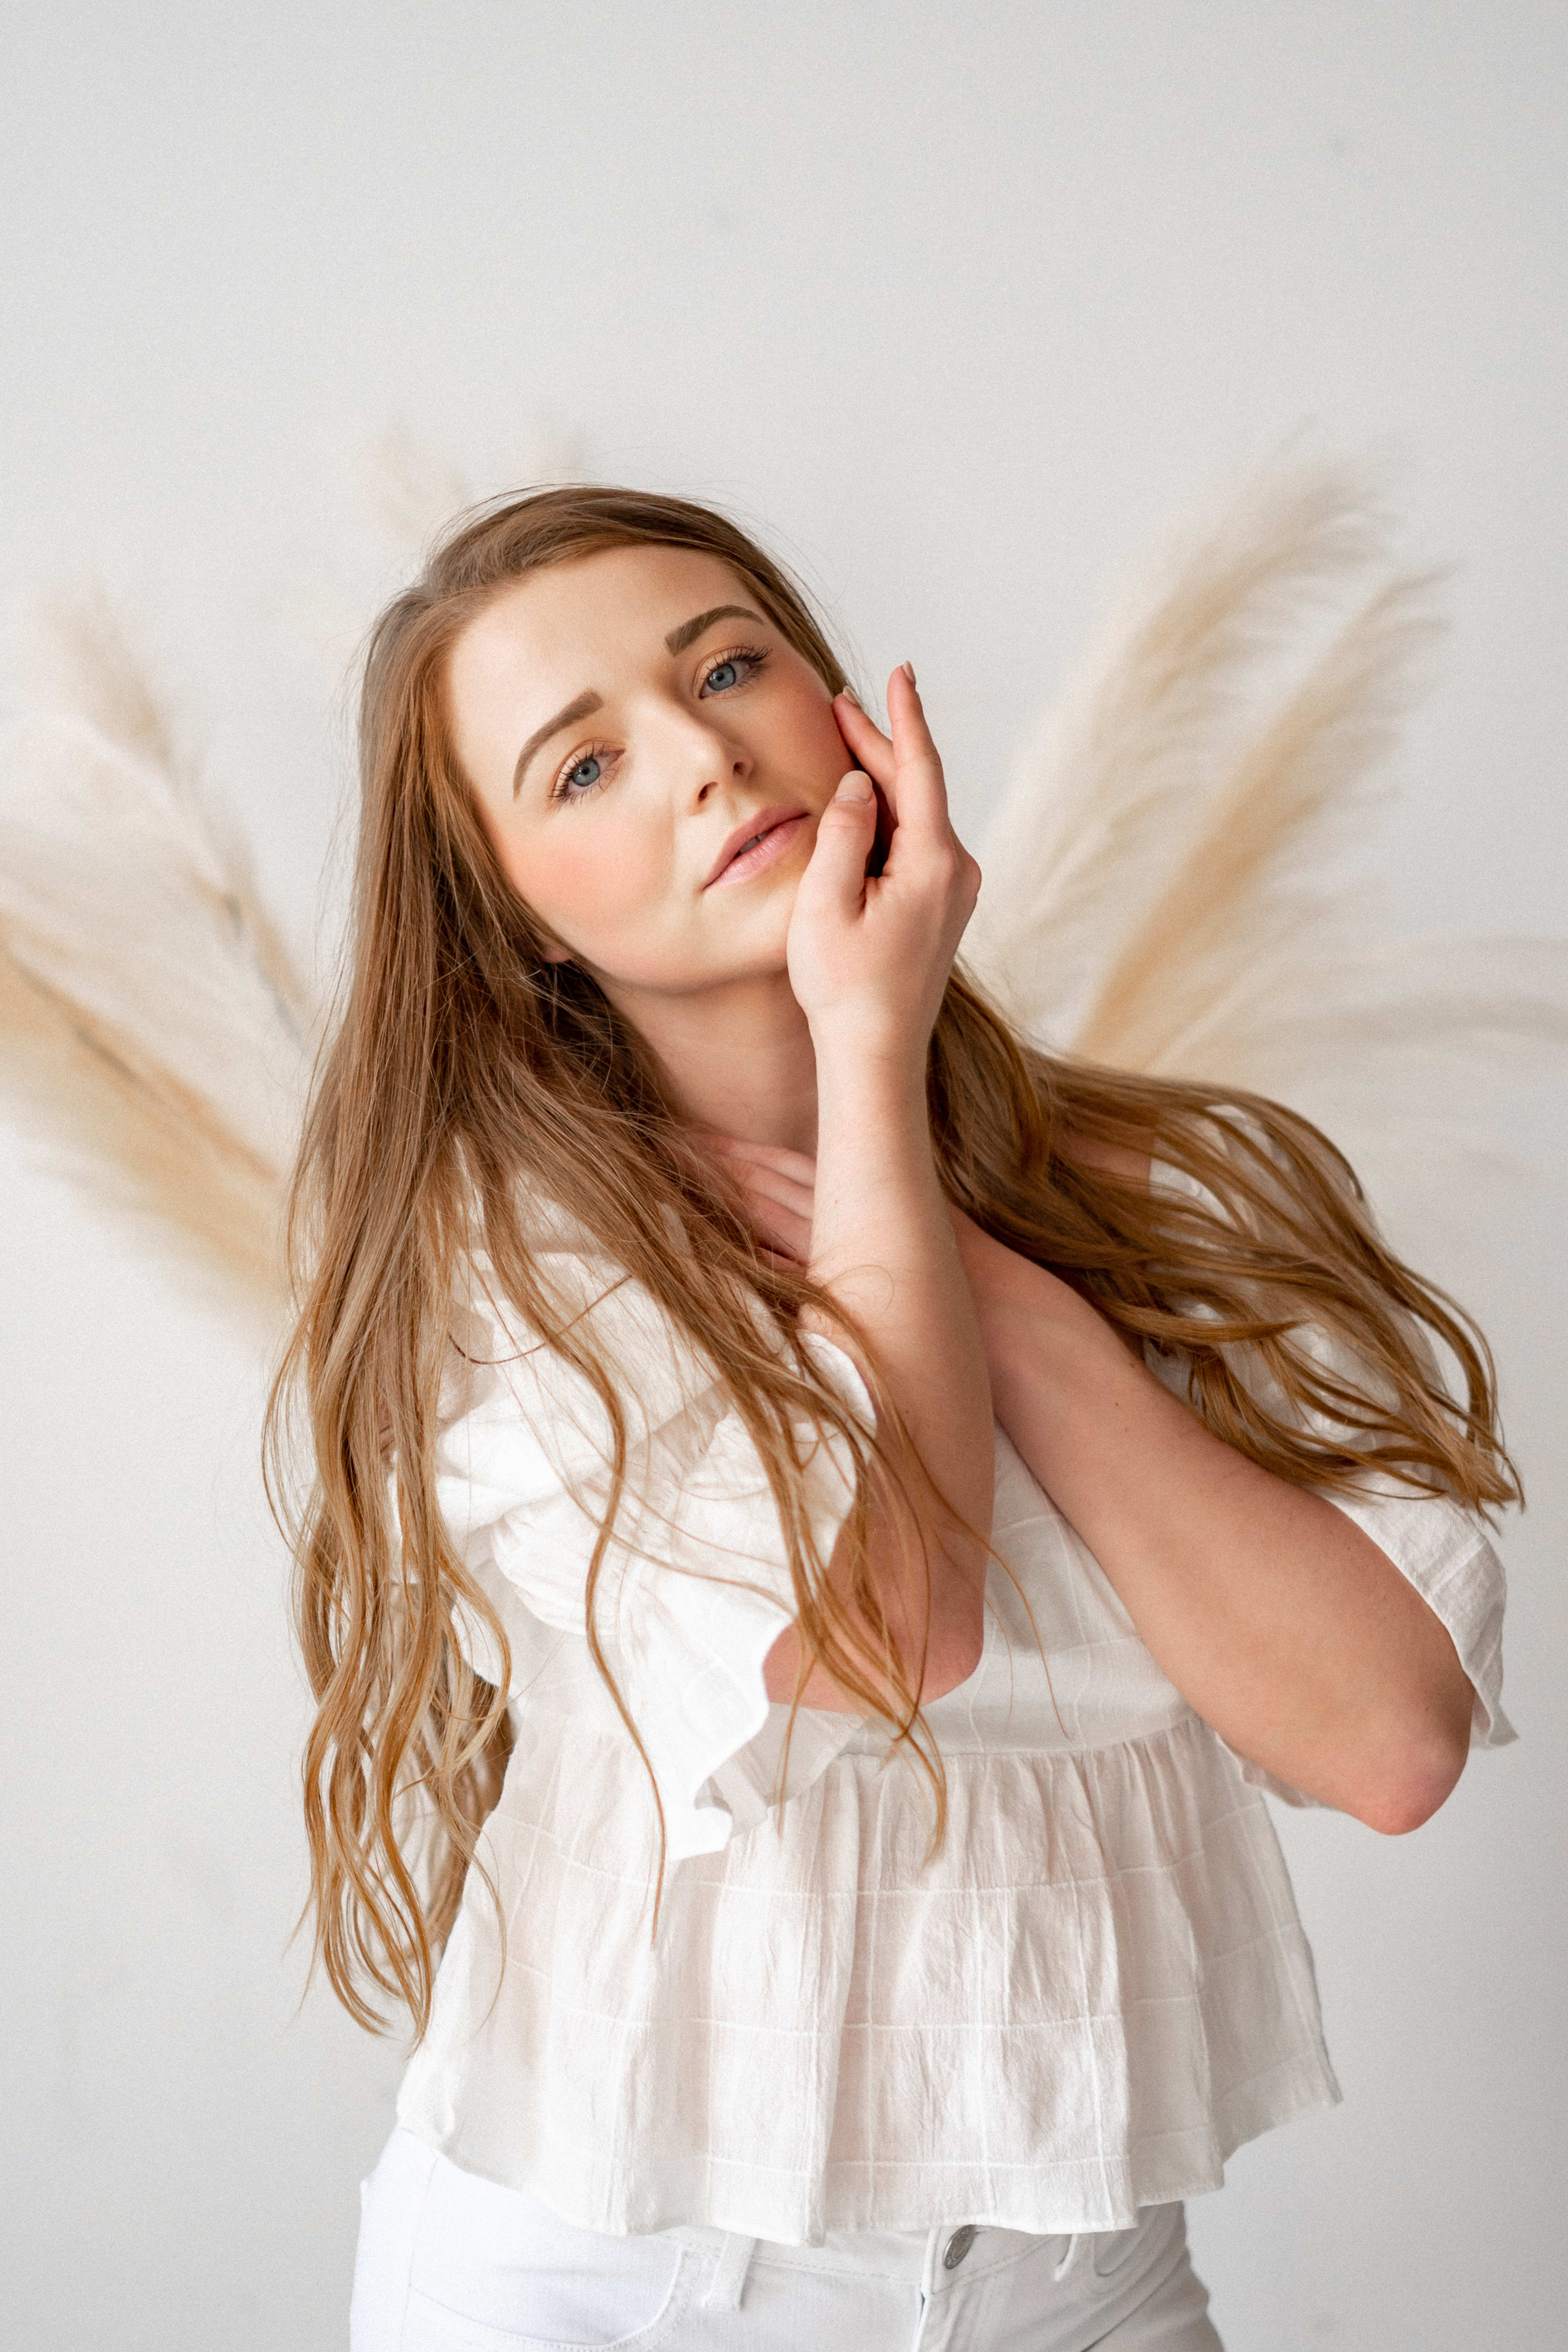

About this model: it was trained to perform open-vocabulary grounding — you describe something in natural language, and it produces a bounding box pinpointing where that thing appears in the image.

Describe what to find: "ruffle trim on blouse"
[434,1259,875,1862]
[395,1708,1341,2245]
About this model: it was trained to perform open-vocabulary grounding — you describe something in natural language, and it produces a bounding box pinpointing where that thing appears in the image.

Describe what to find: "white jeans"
[352,2129,1223,2352]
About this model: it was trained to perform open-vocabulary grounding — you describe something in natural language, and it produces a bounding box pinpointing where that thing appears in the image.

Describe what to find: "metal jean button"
[942,2225,978,2270]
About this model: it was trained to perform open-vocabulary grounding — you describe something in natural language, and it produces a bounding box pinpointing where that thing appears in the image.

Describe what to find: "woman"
[273,486,1515,2349]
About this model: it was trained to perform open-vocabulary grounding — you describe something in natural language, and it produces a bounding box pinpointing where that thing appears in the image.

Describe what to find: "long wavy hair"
[267,484,1519,2036]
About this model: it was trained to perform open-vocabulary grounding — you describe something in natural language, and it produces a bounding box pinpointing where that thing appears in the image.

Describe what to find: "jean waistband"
[670,2217,1085,2290]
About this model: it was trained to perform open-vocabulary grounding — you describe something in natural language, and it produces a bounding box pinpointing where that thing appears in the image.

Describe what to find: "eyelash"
[548,645,771,804]
[703,643,770,690]
[550,739,618,804]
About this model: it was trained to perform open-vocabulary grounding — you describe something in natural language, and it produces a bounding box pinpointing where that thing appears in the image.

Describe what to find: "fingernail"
[835,770,874,802]
[838,685,863,709]
[902,660,916,685]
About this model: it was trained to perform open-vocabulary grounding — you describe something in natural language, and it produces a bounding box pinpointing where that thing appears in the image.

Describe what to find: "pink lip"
[704,806,810,889]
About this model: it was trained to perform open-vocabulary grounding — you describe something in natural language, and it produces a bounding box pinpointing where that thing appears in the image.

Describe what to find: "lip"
[703,805,810,889]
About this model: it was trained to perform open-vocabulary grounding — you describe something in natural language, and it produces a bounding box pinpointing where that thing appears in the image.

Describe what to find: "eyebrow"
[663,603,770,655]
[512,689,604,798]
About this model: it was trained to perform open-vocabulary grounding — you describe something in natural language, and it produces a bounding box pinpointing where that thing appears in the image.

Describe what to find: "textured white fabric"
[433,1241,870,1863]
[396,1171,1514,2246]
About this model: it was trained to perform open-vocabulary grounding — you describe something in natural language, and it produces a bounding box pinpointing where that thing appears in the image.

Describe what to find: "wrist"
[812,1037,931,1139]
[808,1005,931,1083]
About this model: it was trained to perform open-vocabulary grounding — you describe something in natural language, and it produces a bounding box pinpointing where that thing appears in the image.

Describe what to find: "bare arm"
[956,1213,1474,1834]
[729,1128,1474,1822]
[755,669,993,1714]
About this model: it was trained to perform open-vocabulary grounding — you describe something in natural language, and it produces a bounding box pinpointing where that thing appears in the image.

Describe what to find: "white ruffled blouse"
[395,1163,1514,2245]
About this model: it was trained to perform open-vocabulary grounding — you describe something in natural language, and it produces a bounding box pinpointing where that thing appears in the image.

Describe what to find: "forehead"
[450,543,757,704]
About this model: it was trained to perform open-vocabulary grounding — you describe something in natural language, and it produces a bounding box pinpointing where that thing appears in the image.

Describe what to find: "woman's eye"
[701,648,766,696]
[558,751,606,797]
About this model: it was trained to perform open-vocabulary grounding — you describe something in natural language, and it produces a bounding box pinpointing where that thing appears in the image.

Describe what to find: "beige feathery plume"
[966,457,1568,1178]
[966,461,1401,1043]
[0,594,318,1321]
[1074,566,1440,1070]
[359,419,592,559]
[360,424,477,559]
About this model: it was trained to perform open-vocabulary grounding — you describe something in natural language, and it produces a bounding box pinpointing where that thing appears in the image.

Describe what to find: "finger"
[706,1139,817,1230]
[760,1216,813,1264]
[724,1145,815,1203]
[833,693,896,792]
[735,1166,816,1225]
[709,1142,817,1245]
[795,769,878,918]
[833,696,901,853]
[882,663,953,842]
[738,1189,813,1261]
[714,1138,818,1188]
[711,1158,811,1261]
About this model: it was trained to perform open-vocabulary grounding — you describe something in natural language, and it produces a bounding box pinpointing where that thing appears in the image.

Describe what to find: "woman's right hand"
[785,667,980,1069]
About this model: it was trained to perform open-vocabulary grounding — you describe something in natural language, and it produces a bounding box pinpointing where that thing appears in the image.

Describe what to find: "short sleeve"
[1148,1141,1518,1806]
[433,1248,872,1861]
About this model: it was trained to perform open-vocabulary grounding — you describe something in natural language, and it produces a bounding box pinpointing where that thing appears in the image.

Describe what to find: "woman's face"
[446,543,853,1005]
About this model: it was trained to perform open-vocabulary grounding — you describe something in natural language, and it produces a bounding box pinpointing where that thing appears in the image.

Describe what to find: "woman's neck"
[599,967,820,1154]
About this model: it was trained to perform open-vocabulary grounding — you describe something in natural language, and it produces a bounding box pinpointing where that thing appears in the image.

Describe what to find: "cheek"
[499,813,667,962]
[778,689,851,789]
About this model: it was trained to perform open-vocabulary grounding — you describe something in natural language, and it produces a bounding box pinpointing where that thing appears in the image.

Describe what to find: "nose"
[664,704,751,808]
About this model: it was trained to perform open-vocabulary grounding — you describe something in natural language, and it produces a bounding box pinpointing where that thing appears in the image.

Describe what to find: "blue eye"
[560,752,604,795]
[701,646,767,696]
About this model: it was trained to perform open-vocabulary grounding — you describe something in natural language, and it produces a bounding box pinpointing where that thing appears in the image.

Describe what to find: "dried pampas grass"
[0,595,318,1321]
[965,456,1568,1162]
[965,461,1405,1039]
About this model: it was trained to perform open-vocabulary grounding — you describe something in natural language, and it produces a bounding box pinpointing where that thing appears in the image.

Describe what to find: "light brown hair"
[267,485,1518,2035]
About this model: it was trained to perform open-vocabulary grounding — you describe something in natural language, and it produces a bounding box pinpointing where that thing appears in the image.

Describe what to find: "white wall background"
[2,6,1564,2346]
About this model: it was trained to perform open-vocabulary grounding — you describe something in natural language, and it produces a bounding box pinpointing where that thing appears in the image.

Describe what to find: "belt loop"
[1052,2232,1088,2281]
[703,2232,758,2311]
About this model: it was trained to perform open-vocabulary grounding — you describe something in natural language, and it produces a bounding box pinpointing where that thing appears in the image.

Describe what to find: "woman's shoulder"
[449,1214,774,1464]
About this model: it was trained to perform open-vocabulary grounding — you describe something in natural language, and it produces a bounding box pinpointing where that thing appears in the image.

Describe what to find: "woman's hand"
[712,1138,816,1264]
[786,668,980,1069]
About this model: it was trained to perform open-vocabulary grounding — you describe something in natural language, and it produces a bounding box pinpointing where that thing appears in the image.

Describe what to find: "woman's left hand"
[711,1137,817,1264]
